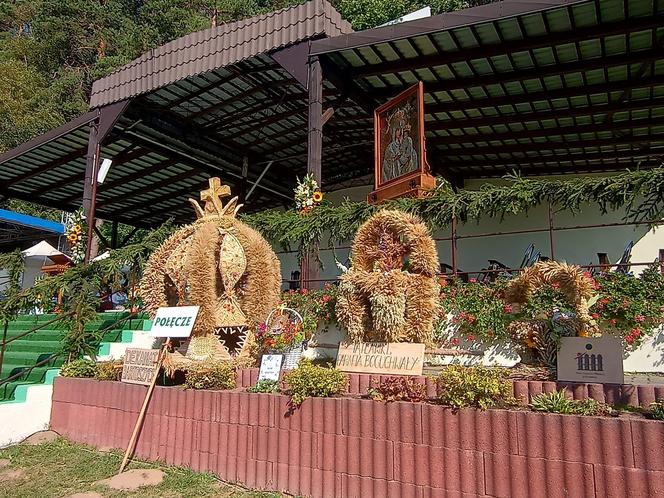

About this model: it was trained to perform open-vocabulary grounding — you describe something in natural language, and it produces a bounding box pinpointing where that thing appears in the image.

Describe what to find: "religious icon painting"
[374,81,427,190]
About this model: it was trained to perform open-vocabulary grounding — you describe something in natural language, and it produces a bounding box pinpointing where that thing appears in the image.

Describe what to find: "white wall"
[277,178,663,284]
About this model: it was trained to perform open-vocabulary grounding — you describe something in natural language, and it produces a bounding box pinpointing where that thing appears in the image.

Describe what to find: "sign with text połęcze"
[557,337,624,384]
[149,306,200,338]
[121,348,160,385]
[336,342,425,376]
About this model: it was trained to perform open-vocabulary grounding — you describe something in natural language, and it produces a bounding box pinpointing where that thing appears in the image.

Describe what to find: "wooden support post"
[83,100,130,263]
[83,123,100,264]
[307,56,323,185]
[548,202,556,261]
[304,56,323,288]
[110,220,119,249]
[451,215,458,275]
[118,340,169,474]
[239,156,249,203]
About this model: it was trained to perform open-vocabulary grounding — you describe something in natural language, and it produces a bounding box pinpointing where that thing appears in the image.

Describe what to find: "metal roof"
[0,209,64,247]
[2,0,664,229]
[90,0,351,108]
[312,0,664,183]
[0,0,354,228]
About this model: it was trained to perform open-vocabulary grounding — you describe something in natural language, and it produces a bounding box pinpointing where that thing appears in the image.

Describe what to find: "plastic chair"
[616,241,634,274]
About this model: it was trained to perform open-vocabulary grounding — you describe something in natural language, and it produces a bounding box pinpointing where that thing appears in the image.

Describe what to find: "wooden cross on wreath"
[200,177,231,215]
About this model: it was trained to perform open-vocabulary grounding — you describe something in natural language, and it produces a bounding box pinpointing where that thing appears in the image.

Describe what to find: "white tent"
[21,240,68,260]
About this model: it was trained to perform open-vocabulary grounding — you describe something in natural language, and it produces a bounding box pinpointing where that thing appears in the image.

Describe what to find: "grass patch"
[0,437,281,498]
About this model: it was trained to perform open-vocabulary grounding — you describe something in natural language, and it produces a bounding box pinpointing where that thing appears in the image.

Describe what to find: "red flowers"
[503,304,513,314]
[625,327,641,345]
[591,313,600,320]
[451,338,460,346]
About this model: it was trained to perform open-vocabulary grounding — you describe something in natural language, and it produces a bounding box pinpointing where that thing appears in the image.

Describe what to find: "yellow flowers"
[312,191,323,203]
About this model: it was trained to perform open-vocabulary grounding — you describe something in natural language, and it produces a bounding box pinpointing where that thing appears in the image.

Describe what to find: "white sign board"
[258,354,283,381]
[149,306,200,338]
[557,337,624,384]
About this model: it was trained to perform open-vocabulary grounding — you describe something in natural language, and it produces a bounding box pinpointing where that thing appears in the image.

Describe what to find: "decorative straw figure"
[335,209,439,347]
[140,178,281,366]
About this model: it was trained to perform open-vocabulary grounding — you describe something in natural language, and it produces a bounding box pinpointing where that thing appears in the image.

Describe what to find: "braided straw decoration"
[336,209,439,347]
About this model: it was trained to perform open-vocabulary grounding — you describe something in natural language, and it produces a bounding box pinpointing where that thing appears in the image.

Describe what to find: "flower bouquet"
[294,173,323,214]
[65,209,86,264]
[256,306,306,369]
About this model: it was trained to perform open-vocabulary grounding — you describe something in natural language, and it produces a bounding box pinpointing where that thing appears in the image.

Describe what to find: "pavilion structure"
[0,0,662,282]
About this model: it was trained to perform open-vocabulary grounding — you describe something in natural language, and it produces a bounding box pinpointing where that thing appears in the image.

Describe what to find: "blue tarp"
[0,209,64,234]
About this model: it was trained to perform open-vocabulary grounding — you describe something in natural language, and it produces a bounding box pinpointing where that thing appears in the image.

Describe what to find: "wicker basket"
[264,307,306,370]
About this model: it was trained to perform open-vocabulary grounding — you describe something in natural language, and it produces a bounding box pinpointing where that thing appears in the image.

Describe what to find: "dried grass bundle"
[335,209,438,347]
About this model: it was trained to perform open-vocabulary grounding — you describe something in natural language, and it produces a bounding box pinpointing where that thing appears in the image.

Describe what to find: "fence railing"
[0,310,142,391]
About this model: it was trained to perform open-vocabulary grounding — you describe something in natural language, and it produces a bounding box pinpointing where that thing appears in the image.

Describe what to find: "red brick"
[587,383,606,403]
[341,475,390,498]
[395,443,484,494]
[631,419,664,471]
[484,453,595,498]
[512,381,529,405]
[516,411,634,467]
[620,384,640,407]
[594,464,664,497]
[387,402,423,443]
[458,408,518,454]
[348,372,360,395]
[228,392,241,423]
[275,462,290,492]
[636,385,656,407]
[387,480,422,498]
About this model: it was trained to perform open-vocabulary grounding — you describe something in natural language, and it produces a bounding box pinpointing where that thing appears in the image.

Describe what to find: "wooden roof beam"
[425,74,664,115]
[428,115,664,145]
[438,134,664,157]
[427,96,664,131]
[372,48,663,98]
[439,147,664,169]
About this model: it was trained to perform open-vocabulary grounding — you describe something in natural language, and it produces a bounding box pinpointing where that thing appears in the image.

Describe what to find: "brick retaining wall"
[235,368,664,407]
[51,377,664,498]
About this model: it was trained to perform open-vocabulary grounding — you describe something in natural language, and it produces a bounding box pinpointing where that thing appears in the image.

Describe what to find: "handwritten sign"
[336,342,425,376]
[258,354,283,381]
[121,348,160,385]
[149,306,200,338]
[557,337,624,384]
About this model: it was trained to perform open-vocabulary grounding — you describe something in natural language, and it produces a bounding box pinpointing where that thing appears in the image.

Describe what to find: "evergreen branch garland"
[243,168,664,254]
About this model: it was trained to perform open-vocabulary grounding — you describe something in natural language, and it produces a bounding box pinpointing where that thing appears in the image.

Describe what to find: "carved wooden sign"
[336,342,425,376]
[121,348,160,386]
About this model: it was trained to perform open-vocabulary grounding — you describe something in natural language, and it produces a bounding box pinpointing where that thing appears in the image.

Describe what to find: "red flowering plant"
[590,265,664,349]
[255,306,305,352]
[436,277,514,345]
[281,284,338,337]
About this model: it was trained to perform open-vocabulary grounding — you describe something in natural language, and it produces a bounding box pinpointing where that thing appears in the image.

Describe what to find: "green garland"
[243,168,664,254]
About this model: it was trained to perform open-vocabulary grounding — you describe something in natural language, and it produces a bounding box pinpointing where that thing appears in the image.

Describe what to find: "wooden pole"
[118,340,169,474]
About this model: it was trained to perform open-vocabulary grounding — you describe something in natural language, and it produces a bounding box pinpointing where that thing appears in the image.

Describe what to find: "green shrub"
[60,359,97,378]
[649,400,664,420]
[94,360,122,381]
[531,389,573,414]
[531,389,614,416]
[184,361,236,390]
[282,361,347,406]
[437,365,514,410]
[247,379,279,393]
[368,376,427,403]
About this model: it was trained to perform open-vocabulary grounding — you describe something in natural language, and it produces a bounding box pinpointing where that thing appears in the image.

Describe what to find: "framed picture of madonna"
[374,81,427,190]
